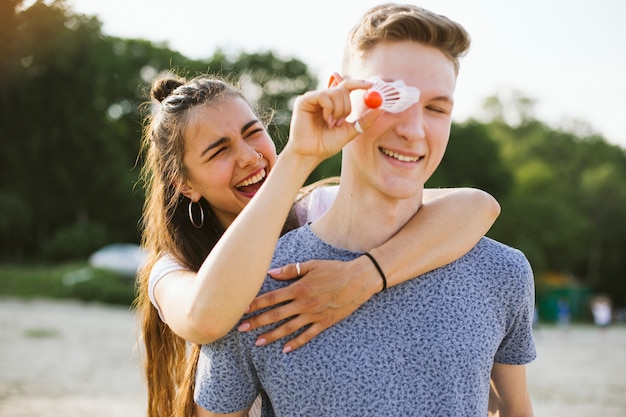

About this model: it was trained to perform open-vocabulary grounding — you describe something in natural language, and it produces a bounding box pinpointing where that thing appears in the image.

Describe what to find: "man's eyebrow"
[200,120,260,157]
[429,95,455,108]
[431,95,454,104]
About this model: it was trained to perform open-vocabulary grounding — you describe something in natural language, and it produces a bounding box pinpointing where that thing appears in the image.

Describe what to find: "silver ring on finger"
[354,119,364,134]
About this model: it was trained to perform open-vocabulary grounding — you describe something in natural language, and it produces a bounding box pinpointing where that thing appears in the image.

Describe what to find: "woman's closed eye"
[244,128,264,140]
[207,130,262,161]
[208,146,228,160]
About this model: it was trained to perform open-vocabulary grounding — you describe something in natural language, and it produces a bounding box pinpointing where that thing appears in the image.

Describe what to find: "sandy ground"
[0,298,145,417]
[1,298,625,417]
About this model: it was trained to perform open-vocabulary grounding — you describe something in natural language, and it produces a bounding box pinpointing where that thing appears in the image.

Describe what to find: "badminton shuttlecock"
[363,77,420,113]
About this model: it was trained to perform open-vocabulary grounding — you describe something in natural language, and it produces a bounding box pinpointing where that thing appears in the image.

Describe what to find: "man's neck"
[310,183,423,253]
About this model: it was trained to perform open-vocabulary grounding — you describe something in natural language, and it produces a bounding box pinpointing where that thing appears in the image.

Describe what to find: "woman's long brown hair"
[135,73,299,417]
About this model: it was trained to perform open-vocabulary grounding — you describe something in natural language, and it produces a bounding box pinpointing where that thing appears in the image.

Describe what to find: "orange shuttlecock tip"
[364,90,383,109]
[362,77,421,113]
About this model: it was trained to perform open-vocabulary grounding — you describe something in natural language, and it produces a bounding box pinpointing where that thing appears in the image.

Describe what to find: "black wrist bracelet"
[363,252,387,292]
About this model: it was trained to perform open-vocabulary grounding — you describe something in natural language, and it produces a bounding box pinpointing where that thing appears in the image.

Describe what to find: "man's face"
[344,40,457,200]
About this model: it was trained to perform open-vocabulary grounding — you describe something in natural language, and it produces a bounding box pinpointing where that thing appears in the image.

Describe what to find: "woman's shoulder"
[295,184,339,225]
[148,254,189,322]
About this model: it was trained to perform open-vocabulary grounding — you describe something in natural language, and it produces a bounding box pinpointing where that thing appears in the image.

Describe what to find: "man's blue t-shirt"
[195,225,536,416]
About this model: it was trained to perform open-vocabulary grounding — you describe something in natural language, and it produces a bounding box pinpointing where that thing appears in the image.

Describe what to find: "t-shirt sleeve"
[148,254,187,323]
[194,331,259,414]
[494,252,537,365]
[297,185,338,225]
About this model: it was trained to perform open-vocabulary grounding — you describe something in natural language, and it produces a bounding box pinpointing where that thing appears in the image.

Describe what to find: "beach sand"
[1,298,624,416]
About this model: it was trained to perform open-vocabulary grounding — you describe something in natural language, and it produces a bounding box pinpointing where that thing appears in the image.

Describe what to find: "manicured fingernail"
[238,322,250,331]
[255,338,266,346]
[267,268,281,275]
[282,345,292,354]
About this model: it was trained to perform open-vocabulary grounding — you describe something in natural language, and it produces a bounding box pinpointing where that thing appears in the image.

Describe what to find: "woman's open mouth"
[235,169,267,196]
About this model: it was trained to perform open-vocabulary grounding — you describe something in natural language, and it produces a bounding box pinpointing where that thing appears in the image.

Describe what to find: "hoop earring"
[188,200,204,229]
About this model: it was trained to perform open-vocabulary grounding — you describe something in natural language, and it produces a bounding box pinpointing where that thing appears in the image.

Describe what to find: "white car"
[88,243,147,278]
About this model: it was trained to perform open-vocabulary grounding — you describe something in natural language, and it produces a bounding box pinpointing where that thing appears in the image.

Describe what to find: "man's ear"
[327,72,344,88]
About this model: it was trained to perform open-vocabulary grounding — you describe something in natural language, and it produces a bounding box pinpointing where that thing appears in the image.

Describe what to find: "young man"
[194,4,536,416]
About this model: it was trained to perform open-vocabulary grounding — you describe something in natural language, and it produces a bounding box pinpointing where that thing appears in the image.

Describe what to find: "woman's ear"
[179,180,201,202]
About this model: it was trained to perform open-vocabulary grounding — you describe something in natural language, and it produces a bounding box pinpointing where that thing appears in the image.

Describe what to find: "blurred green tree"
[2,0,625,311]
[427,120,513,200]
[0,0,315,260]
[481,94,626,308]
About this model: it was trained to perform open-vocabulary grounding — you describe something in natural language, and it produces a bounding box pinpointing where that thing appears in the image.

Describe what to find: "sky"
[51,0,626,148]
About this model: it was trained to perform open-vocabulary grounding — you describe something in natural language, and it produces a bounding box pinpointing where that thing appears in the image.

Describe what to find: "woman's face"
[181,96,277,228]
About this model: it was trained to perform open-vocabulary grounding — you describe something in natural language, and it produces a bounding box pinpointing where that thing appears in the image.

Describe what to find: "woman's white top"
[147,185,338,322]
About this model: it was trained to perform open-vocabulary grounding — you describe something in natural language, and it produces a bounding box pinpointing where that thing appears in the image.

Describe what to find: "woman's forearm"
[366,188,500,292]
[185,151,319,342]
[160,81,375,343]
[238,187,500,351]
[155,151,318,344]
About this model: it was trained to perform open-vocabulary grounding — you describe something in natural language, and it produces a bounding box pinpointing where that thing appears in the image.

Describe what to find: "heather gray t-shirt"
[195,225,536,416]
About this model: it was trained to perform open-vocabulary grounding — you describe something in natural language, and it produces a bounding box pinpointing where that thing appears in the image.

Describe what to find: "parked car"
[88,243,147,278]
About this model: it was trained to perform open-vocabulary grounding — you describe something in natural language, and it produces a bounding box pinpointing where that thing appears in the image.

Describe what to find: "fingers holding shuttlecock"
[363,77,420,113]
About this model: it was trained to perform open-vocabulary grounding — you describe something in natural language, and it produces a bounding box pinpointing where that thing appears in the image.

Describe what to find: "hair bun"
[151,77,185,103]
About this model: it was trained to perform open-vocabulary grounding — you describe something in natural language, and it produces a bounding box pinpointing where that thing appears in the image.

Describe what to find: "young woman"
[135,73,500,417]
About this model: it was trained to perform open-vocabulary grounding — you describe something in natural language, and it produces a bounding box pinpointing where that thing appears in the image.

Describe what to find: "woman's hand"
[237,256,381,353]
[284,79,380,164]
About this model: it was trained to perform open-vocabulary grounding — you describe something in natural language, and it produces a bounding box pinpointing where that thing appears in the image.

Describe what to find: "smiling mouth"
[380,147,423,162]
[235,169,267,192]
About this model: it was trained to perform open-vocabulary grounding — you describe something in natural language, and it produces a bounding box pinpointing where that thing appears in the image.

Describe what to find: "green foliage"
[63,267,137,305]
[2,2,626,310]
[481,95,626,308]
[41,220,109,261]
[0,262,136,306]
[1,1,315,262]
[307,153,343,184]
[427,120,513,200]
